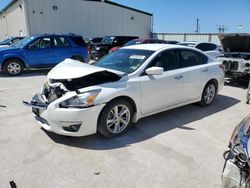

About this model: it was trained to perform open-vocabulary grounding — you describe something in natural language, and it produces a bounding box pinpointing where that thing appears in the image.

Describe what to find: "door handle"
[202,68,208,72]
[174,75,183,80]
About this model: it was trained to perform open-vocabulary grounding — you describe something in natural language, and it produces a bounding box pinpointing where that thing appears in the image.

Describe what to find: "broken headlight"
[60,89,101,108]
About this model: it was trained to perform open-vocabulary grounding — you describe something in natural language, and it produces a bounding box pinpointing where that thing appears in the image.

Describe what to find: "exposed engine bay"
[218,34,250,81]
[42,71,122,104]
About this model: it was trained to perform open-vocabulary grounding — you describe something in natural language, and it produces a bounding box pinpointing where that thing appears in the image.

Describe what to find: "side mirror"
[145,67,164,75]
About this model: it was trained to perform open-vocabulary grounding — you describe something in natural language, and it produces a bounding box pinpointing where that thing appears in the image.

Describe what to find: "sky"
[113,0,250,33]
[0,0,250,33]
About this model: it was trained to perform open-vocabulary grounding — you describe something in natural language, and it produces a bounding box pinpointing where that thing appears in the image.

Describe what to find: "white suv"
[24,44,225,138]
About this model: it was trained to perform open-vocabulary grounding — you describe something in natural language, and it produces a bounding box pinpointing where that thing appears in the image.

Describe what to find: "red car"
[109,38,179,53]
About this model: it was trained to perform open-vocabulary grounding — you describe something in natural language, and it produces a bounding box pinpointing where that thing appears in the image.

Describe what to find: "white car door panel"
[181,65,209,101]
[140,70,184,115]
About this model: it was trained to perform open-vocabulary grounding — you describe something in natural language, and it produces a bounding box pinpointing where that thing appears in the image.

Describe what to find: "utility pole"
[195,18,200,33]
[217,25,227,33]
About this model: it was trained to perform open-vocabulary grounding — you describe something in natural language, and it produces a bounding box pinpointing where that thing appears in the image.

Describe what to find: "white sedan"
[23,44,224,137]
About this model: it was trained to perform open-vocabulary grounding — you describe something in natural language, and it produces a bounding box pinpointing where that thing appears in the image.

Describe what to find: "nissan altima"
[23,44,224,137]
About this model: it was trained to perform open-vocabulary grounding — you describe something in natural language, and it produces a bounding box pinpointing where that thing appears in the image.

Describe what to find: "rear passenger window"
[70,36,86,46]
[53,37,70,47]
[195,43,217,51]
[149,50,179,71]
[178,50,208,68]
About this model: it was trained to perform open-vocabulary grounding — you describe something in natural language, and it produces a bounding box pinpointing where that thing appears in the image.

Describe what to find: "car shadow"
[0,69,49,78]
[225,79,249,89]
[44,94,240,150]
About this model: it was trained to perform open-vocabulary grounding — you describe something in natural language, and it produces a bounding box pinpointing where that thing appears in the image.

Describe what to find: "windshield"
[0,38,11,45]
[101,36,115,44]
[124,40,143,47]
[95,49,154,74]
[12,37,34,48]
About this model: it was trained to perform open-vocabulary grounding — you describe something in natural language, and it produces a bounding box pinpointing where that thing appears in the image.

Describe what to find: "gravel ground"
[0,71,249,188]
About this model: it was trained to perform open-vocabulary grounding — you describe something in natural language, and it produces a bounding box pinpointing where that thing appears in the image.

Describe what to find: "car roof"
[31,34,82,38]
[179,41,217,45]
[122,44,194,51]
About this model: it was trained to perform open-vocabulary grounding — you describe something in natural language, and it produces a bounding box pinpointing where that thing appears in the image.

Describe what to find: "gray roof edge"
[0,0,17,14]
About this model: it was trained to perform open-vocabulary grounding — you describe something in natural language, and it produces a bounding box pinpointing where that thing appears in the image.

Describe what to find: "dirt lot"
[0,71,249,188]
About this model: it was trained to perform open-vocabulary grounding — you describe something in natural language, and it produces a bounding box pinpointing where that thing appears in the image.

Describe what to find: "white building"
[0,0,153,40]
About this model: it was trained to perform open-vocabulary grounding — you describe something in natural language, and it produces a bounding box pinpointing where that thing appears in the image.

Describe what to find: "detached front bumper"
[23,94,105,137]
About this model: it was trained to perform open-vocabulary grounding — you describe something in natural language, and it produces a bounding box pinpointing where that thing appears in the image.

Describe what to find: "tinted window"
[28,37,51,49]
[195,43,217,51]
[149,50,179,71]
[69,36,86,46]
[53,37,71,47]
[102,36,115,44]
[95,49,154,74]
[178,49,208,68]
[124,40,142,46]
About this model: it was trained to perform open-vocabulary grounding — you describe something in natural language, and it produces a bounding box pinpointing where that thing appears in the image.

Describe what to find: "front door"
[140,50,184,115]
[24,37,54,68]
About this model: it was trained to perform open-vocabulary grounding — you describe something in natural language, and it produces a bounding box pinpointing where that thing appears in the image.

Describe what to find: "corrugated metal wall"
[153,33,221,45]
[0,0,27,40]
[25,0,152,38]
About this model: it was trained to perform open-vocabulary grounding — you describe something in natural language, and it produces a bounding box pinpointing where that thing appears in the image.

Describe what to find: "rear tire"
[3,59,24,75]
[199,81,217,107]
[97,99,134,138]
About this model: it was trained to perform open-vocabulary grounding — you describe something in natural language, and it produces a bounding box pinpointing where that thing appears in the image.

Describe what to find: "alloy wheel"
[204,84,216,104]
[106,105,131,134]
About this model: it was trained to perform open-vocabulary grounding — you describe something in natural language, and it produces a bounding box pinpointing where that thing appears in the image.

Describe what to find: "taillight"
[87,46,90,54]
[219,64,225,71]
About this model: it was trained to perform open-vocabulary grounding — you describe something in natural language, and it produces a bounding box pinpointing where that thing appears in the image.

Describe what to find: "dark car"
[87,37,103,44]
[109,38,179,53]
[0,37,25,46]
[90,36,139,59]
[0,34,89,75]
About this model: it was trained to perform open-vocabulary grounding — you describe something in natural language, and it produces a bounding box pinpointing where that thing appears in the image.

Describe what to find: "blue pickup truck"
[0,34,89,75]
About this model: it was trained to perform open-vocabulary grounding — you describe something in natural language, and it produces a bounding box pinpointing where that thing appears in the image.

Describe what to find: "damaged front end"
[218,34,250,81]
[23,59,124,136]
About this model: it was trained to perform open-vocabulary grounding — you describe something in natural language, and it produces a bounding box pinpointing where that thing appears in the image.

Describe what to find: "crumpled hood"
[47,58,125,80]
[219,33,250,53]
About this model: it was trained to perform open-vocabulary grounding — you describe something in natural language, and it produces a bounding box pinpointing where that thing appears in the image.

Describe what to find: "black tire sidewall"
[3,59,23,75]
[97,99,134,138]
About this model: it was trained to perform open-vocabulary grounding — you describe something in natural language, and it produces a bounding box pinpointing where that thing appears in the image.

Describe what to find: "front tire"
[199,81,217,107]
[97,99,134,138]
[3,59,24,75]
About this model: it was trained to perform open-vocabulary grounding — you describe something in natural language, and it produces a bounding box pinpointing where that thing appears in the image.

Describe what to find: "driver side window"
[148,50,179,71]
[28,37,51,49]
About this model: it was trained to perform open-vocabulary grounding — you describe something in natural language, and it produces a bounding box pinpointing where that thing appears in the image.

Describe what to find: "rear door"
[140,50,185,114]
[176,49,209,102]
[24,37,54,67]
[52,36,73,64]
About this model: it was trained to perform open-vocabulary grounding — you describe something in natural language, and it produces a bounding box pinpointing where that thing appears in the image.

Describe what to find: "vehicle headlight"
[95,47,100,50]
[60,89,101,108]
